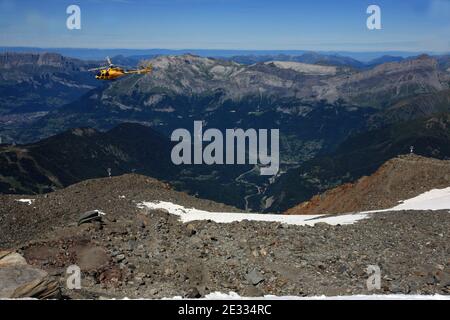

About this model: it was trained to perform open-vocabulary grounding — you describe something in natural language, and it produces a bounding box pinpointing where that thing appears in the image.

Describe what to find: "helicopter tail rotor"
[140,63,153,74]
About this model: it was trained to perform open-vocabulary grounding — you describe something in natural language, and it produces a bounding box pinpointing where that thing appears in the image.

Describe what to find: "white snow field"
[138,186,450,226]
[137,201,368,226]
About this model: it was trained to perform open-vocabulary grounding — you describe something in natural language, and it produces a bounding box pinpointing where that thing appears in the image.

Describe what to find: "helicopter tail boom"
[125,64,153,75]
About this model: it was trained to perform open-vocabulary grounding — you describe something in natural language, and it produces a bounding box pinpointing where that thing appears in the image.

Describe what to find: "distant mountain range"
[1,51,450,212]
[1,46,445,62]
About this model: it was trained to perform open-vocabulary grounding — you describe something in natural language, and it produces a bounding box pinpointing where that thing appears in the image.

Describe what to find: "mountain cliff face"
[0,52,83,69]
[0,52,99,115]
[315,55,449,108]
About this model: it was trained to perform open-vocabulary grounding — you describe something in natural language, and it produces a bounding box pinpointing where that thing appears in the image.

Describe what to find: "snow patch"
[15,199,35,205]
[165,291,450,300]
[391,187,450,211]
[362,187,450,214]
[137,201,368,226]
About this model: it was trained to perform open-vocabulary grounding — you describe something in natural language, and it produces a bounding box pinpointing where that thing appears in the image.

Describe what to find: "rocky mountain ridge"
[102,54,448,108]
[285,154,450,215]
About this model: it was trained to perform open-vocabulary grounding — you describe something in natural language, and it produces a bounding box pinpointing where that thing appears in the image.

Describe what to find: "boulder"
[0,251,60,299]
[245,269,265,285]
[78,210,105,226]
[0,251,27,266]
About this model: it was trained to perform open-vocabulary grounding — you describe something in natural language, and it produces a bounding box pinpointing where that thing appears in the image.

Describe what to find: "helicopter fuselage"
[95,67,125,80]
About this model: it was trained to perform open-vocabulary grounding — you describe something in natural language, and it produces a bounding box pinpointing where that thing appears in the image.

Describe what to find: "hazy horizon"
[1,46,448,62]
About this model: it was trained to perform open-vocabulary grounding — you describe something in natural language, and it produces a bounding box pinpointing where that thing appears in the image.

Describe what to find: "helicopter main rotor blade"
[111,64,128,69]
[88,67,106,71]
[106,56,113,66]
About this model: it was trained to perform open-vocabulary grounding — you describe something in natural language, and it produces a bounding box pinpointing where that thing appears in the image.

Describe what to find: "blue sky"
[0,0,449,52]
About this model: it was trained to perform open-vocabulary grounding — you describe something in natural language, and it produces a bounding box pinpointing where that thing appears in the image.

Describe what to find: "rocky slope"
[0,174,241,247]
[1,174,449,299]
[368,89,450,128]
[285,155,450,215]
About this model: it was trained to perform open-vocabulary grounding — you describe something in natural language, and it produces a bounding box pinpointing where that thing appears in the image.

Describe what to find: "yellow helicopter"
[89,56,152,80]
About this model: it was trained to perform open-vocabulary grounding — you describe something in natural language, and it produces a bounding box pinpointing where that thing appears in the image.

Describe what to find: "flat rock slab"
[246,269,265,285]
[0,264,48,298]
